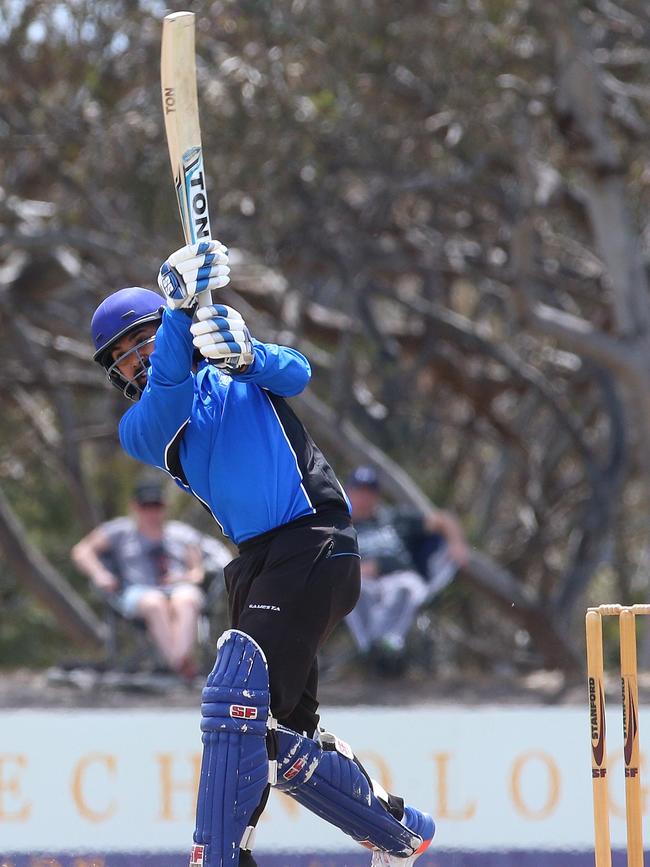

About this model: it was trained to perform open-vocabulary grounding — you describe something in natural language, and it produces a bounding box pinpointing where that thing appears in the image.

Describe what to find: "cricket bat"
[161,11,212,308]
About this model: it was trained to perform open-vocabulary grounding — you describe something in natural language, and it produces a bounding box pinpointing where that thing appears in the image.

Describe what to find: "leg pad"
[273,726,432,856]
[193,630,270,867]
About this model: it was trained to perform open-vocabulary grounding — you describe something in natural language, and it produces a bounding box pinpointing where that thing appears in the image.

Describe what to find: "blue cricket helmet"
[91,287,163,365]
[91,287,164,400]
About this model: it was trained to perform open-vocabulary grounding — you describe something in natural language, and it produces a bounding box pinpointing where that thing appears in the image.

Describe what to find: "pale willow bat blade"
[161,11,212,307]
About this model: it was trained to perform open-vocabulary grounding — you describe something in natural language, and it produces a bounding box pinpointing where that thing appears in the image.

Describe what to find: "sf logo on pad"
[230,704,258,719]
[189,844,204,867]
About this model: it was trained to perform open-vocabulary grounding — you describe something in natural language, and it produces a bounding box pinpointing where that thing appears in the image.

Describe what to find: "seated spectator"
[71,479,206,679]
[345,465,469,676]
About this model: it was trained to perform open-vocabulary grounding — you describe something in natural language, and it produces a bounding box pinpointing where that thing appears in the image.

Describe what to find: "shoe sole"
[371,835,433,866]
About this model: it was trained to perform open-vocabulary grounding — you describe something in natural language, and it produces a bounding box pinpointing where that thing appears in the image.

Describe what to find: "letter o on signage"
[509,750,560,820]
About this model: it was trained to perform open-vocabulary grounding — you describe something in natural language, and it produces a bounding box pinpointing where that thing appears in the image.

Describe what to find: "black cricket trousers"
[223,509,361,737]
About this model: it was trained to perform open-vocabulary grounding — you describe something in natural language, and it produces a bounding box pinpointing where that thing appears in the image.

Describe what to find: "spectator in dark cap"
[133,479,168,505]
[348,465,380,488]
[71,478,209,678]
[345,465,468,675]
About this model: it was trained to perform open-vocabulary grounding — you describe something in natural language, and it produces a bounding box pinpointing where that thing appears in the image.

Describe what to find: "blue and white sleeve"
[118,308,197,468]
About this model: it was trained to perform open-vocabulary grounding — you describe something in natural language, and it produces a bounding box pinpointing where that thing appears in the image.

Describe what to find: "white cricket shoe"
[370,805,435,866]
[370,843,430,866]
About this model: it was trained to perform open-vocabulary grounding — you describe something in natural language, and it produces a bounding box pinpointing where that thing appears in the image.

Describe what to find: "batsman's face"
[110,324,158,390]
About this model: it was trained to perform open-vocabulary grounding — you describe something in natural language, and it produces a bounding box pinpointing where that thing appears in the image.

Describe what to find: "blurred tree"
[1,0,650,676]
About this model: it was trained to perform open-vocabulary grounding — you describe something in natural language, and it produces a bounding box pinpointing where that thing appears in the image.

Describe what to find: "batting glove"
[190,304,254,370]
[158,240,230,310]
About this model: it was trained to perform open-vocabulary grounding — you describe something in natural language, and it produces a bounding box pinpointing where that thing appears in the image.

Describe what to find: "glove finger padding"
[177,263,229,285]
[167,240,228,268]
[194,304,241,323]
[178,269,230,297]
[190,312,247,336]
[190,304,254,369]
[158,240,230,310]
[193,330,251,350]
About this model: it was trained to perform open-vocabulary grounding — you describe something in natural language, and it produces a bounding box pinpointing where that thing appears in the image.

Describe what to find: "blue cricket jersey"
[119,308,349,544]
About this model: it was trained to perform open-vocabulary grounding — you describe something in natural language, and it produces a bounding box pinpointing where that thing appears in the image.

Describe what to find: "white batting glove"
[190,305,254,370]
[158,240,230,310]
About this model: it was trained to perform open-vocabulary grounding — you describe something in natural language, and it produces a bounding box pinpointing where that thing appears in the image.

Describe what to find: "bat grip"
[196,289,213,309]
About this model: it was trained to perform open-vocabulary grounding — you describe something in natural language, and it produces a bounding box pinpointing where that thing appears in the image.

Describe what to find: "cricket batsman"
[90,239,435,866]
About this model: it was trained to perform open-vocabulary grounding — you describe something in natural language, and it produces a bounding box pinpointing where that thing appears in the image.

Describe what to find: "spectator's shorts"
[118,583,205,619]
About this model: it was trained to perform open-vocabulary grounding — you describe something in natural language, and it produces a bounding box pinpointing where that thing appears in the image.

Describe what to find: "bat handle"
[196,289,213,309]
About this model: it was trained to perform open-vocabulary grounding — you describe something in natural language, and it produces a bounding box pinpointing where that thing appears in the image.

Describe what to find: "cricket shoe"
[370,806,435,866]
